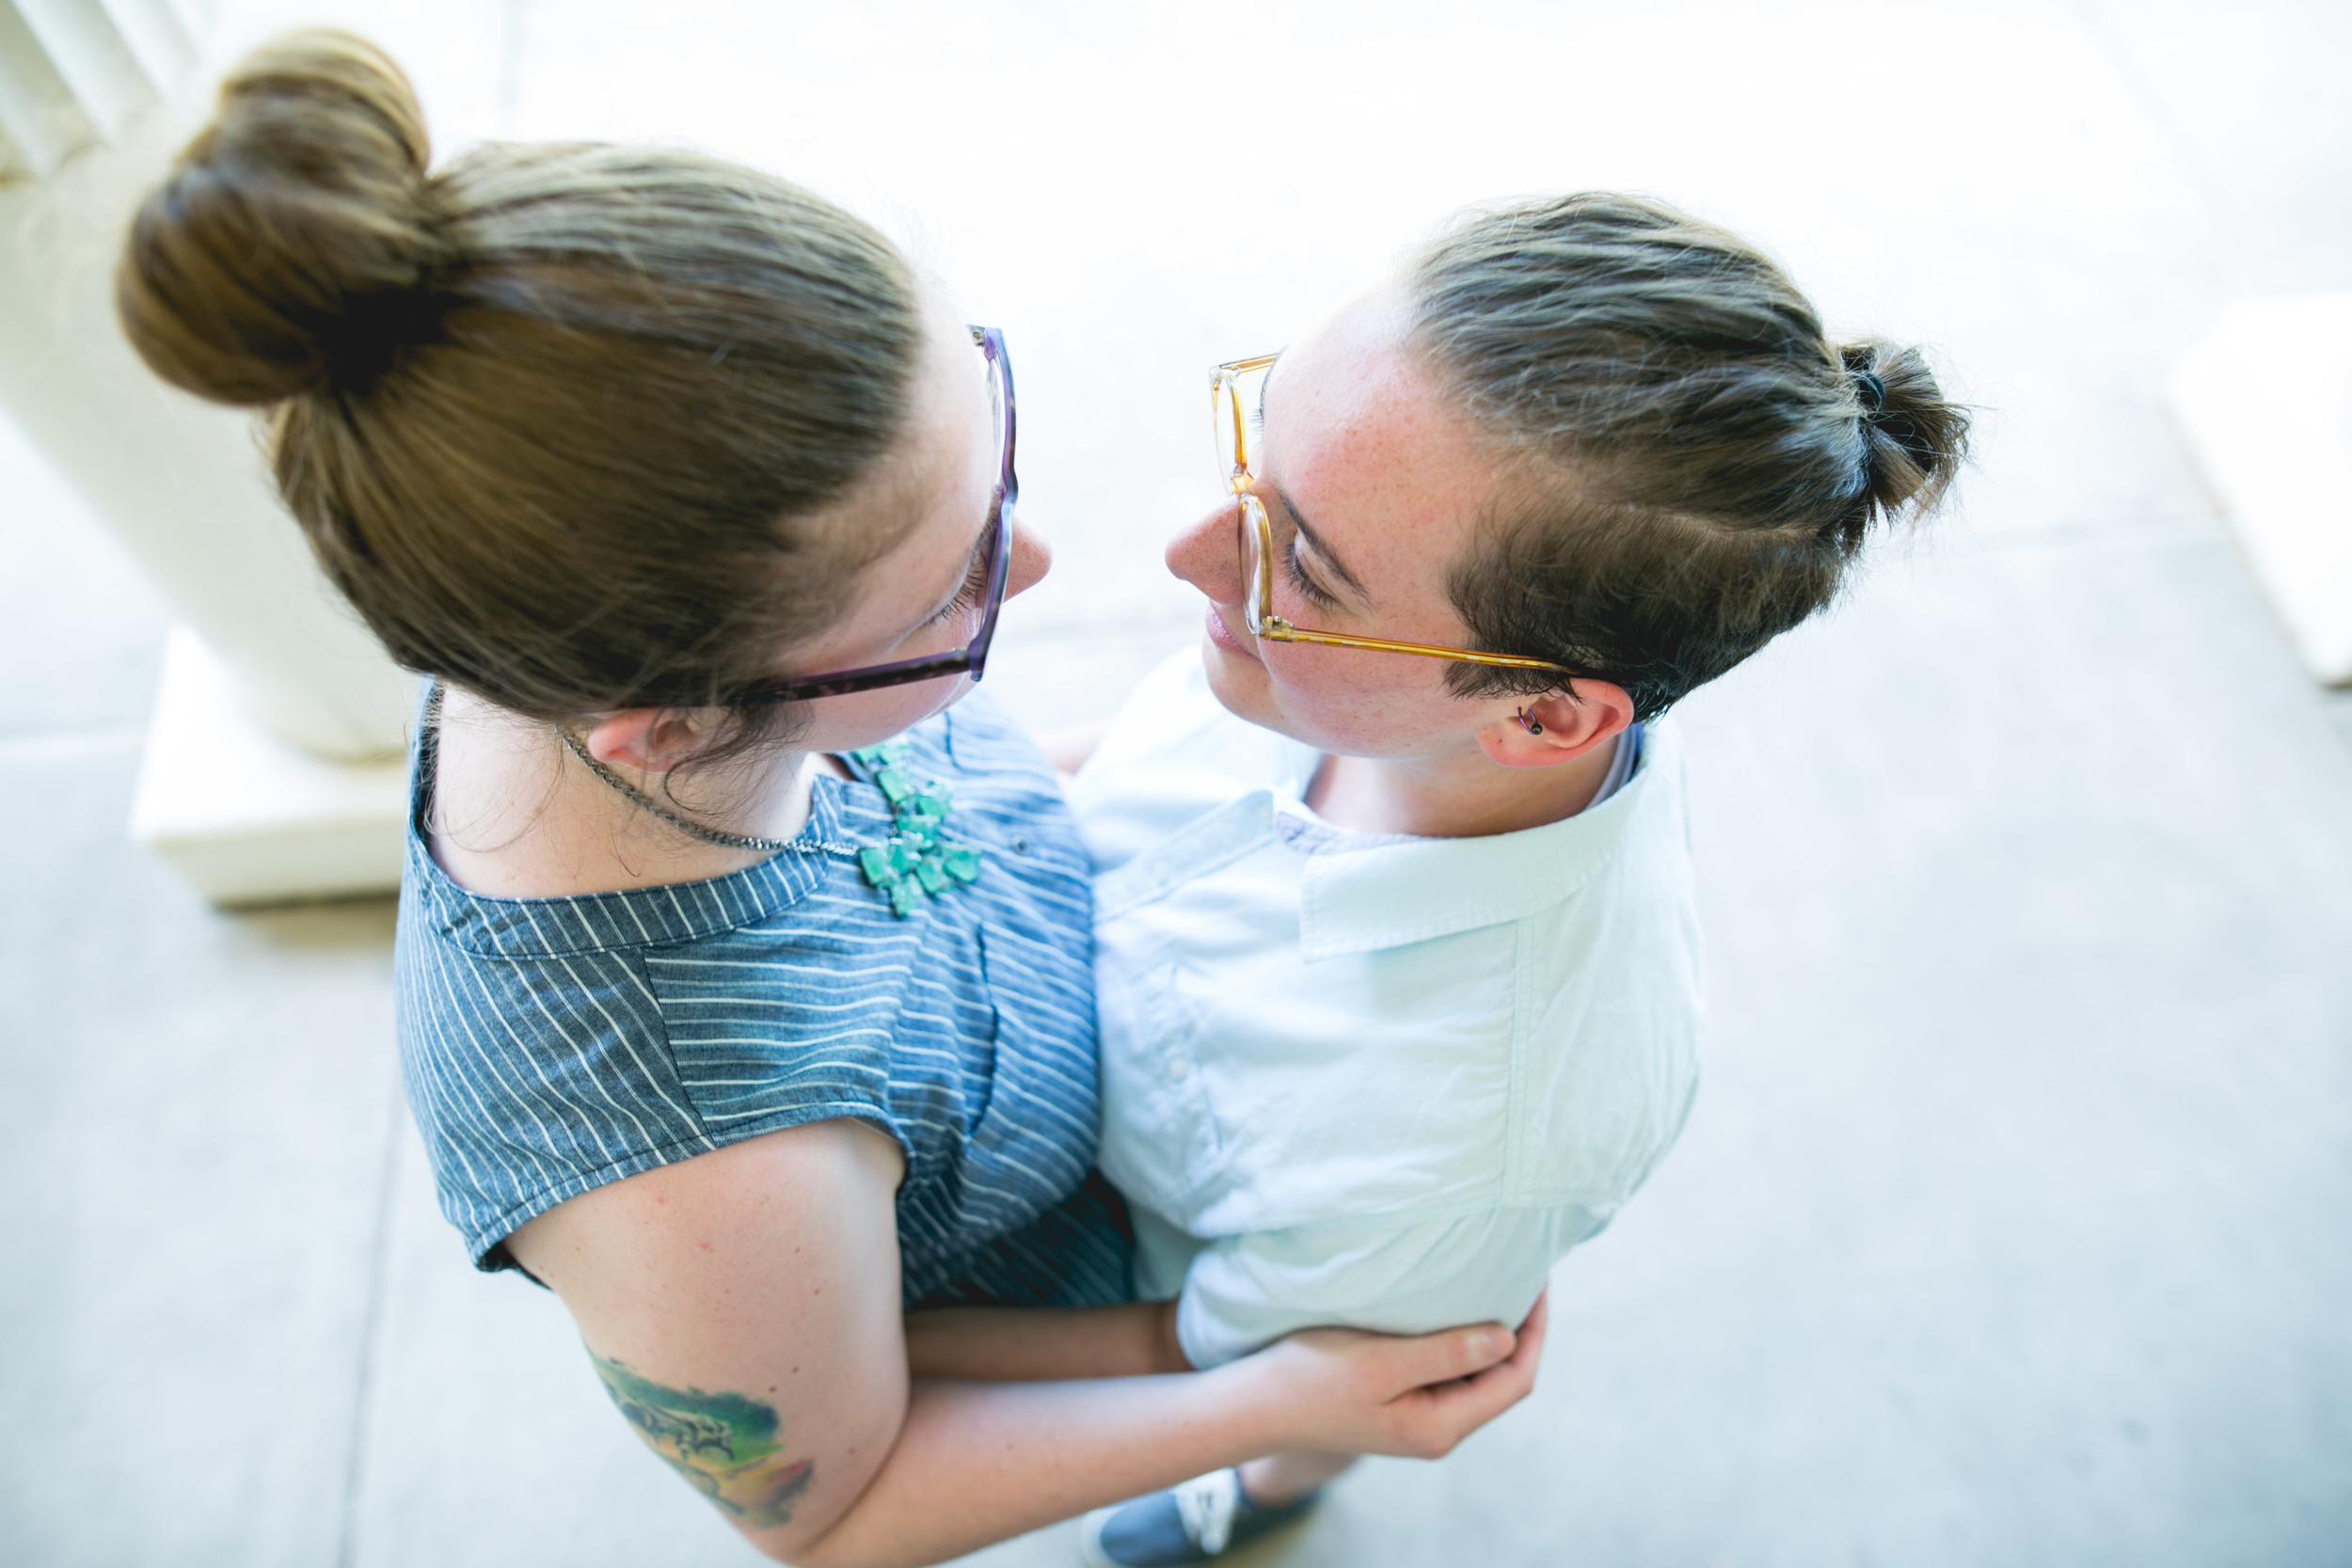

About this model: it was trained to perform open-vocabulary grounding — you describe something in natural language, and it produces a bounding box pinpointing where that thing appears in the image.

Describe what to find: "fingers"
[1393,1296,1549,1452]
[1418,1321,1517,1386]
[1509,1291,1549,1370]
[1408,1326,1542,1443]
[1321,1318,1510,1412]
[1457,1292,1546,1407]
[1399,1297,1545,1393]
[1268,1309,1541,1461]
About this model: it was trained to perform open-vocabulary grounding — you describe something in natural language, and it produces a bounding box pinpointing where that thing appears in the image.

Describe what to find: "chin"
[1200,630,1359,754]
[1197,628,1277,727]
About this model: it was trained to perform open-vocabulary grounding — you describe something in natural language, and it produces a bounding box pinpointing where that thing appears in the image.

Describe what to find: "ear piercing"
[1517,707,1543,736]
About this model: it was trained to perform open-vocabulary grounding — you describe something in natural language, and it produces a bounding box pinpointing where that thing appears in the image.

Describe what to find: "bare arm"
[903,1299,1190,1380]
[819,1312,1540,1568]
[509,1120,1543,1568]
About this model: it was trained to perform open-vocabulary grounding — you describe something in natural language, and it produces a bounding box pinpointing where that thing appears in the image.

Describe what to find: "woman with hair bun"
[117,30,1544,1568]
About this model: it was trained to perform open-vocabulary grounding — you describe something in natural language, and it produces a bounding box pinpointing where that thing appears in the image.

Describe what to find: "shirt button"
[1165,1055,1192,1083]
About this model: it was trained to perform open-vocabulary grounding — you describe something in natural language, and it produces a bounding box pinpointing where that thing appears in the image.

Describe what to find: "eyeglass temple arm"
[1256,617,1573,674]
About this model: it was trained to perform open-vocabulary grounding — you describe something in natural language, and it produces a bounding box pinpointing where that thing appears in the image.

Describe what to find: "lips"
[1204,603,1262,664]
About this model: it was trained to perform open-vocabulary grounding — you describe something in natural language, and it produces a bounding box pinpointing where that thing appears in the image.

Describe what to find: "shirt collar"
[408,779,856,958]
[1295,720,1674,959]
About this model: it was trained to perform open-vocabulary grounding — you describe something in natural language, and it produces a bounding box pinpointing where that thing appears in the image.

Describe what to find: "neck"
[1306,732,1621,838]
[428,688,834,899]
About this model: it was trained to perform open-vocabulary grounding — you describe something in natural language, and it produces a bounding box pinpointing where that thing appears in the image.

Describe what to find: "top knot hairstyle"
[1410,193,1970,719]
[117,30,924,732]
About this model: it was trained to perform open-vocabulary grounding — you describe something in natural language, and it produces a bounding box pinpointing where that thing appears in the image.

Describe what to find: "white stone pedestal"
[3,0,415,904]
[131,628,409,906]
[2171,294,2352,688]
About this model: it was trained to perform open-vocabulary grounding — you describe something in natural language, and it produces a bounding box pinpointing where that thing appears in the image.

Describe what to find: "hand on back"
[1245,1292,1548,1461]
[509,1119,1542,1562]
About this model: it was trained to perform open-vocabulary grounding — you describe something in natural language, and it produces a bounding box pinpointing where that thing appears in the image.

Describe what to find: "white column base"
[131,627,411,907]
[2171,294,2352,688]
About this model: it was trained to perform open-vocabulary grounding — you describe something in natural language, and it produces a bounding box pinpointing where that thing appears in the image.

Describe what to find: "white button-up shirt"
[1072,653,1704,1369]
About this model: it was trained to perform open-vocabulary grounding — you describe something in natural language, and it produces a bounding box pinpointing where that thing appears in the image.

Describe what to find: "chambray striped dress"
[394,689,1131,1308]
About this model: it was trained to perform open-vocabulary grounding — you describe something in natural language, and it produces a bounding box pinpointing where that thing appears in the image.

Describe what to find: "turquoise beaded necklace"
[556,724,982,920]
[844,737,984,917]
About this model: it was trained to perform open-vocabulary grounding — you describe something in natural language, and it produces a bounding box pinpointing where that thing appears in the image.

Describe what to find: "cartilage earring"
[1517,707,1542,736]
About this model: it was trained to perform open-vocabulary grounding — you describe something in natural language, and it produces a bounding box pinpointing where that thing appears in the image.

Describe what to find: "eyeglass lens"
[961,333,1017,663]
[1216,363,1274,638]
[1214,363,1270,495]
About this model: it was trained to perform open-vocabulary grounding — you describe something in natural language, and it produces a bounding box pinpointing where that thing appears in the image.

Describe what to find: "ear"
[585,708,713,775]
[1473,680,1635,770]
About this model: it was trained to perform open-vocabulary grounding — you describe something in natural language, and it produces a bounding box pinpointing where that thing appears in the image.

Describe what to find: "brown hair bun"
[1413,193,1972,719]
[1839,340,1968,524]
[118,29,447,405]
[111,29,924,749]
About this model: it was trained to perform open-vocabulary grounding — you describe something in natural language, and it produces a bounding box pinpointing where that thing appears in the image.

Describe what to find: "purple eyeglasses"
[729,325,1016,705]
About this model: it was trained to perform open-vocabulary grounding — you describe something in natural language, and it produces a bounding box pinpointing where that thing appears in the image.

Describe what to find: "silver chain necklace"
[555,726,858,856]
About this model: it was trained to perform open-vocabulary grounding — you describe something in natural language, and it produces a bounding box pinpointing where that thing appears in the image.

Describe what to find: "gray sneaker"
[1078,1469,1319,1567]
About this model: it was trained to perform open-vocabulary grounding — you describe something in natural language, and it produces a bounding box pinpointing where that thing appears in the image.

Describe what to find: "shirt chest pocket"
[1097,958,1227,1217]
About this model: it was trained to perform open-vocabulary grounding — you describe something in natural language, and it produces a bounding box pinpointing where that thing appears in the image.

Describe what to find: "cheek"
[1256,647,1462,754]
[805,672,977,752]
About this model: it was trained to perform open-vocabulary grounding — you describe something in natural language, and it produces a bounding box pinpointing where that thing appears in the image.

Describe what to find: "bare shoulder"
[506,1118,912,1556]
[508,1117,906,1296]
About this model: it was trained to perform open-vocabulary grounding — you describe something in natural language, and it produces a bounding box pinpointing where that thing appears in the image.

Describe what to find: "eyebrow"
[1264,482,1371,603]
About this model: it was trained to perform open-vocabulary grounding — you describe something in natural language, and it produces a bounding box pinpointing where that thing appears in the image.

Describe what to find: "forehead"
[1263,287,1501,570]
[850,303,991,534]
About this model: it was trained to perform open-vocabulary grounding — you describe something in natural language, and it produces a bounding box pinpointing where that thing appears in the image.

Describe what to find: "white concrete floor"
[6,2,2352,1564]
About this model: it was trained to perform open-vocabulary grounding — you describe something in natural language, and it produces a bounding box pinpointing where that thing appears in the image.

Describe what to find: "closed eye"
[1283,536,1342,610]
[927,542,993,627]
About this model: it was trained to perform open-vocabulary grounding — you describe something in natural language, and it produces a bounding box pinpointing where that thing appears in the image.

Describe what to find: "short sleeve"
[1172,1205,1613,1370]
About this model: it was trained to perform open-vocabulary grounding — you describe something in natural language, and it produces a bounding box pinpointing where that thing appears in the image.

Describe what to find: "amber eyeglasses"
[1210,356,1573,678]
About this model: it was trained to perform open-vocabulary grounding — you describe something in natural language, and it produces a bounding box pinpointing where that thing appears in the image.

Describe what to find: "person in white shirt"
[1057,192,1971,1567]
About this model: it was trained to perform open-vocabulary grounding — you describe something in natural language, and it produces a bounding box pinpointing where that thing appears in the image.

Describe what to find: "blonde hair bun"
[118,28,447,405]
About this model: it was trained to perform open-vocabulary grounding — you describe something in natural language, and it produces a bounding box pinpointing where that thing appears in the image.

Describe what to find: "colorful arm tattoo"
[591,1354,815,1529]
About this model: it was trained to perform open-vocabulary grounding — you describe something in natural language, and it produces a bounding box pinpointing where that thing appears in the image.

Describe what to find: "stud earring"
[1517,707,1543,736]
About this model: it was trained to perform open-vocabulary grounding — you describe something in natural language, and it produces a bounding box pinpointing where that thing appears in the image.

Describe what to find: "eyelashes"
[1282,538,1341,610]
[1250,394,1337,614]
[929,547,992,626]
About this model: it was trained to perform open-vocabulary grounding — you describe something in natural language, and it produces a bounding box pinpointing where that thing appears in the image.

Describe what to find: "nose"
[1166,497,1243,605]
[1005,513,1052,601]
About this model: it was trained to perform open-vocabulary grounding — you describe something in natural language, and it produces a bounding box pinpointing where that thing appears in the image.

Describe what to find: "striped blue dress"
[394,689,1131,1308]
